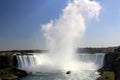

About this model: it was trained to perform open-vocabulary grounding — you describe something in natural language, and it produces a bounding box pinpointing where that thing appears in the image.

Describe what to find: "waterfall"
[17,55,36,68]
[17,53,105,73]
[77,53,105,68]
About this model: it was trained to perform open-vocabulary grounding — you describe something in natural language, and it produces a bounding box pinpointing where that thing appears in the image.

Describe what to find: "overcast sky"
[0,0,120,50]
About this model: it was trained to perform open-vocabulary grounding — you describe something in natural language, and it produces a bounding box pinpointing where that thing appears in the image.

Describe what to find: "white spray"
[41,0,101,71]
[17,0,101,74]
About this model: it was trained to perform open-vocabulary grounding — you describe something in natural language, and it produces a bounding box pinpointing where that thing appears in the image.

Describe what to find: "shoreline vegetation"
[0,46,120,80]
[0,46,119,54]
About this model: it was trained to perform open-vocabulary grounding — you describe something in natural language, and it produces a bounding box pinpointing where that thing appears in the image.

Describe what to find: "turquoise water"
[16,70,99,80]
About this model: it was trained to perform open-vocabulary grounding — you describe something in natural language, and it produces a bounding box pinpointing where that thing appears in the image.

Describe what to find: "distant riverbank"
[0,46,119,54]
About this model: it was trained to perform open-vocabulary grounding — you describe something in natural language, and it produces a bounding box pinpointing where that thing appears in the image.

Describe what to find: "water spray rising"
[42,0,101,71]
[17,0,102,75]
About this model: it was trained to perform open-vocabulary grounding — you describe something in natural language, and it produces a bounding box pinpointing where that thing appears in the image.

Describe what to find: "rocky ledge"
[97,47,120,80]
[0,55,28,80]
[0,68,28,80]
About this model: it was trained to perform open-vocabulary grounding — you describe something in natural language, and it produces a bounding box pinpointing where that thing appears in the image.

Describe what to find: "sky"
[0,0,120,50]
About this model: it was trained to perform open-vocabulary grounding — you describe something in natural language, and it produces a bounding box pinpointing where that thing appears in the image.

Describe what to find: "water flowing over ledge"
[17,53,105,74]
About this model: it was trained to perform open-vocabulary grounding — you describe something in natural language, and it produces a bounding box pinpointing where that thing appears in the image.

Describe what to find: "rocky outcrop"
[0,56,9,69]
[98,47,120,80]
[0,68,28,79]
[0,55,18,69]
[0,55,27,79]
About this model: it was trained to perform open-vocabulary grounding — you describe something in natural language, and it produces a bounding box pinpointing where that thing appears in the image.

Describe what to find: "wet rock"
[0,68,28,79]
[14,68,28,77]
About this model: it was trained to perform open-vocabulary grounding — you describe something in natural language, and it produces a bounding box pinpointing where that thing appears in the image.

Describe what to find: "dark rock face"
[0,55,18,69]
[103,53,118,71]
[98,53,120,80]
[0,56,9,69]
[0,55,27,79]
[13,56,18,68]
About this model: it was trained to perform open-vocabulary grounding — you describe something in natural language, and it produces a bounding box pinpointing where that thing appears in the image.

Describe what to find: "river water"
[16,70,98,80]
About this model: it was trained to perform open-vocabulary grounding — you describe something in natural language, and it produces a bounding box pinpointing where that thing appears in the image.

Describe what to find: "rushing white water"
[17,0,102,79]
[17,53,105,74]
